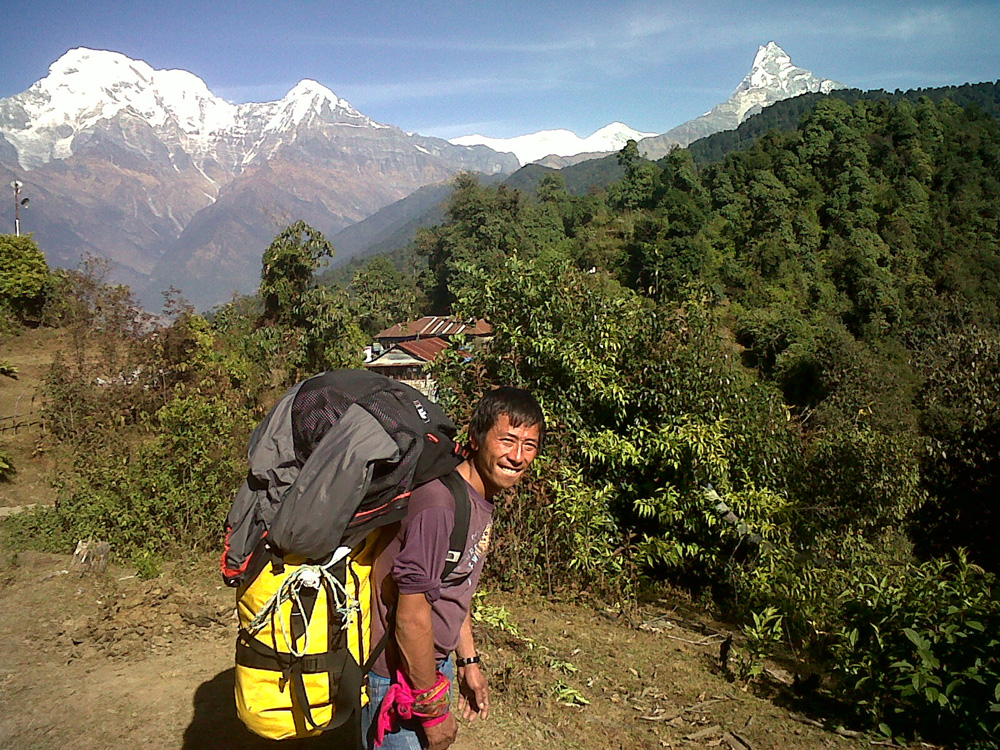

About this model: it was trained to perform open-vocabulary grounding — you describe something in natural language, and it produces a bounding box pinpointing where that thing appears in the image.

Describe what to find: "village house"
[365,316,492,399]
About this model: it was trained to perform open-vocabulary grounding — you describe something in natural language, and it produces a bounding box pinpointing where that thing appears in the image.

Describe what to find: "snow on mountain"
[451,42,841,167]
[640,42,845,159]
[0,47,518,310]
[0,48,235,169]
[451,122,656,166]
[0,48,387,171]
[726,41,843,122]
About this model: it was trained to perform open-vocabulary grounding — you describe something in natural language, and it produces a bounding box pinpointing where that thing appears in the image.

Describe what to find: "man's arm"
[394,592,441,690]
[394,592,458,750]
[456,610,489,721]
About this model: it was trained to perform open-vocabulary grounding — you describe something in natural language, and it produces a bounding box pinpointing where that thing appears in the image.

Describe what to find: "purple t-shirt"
[370,476,493,677]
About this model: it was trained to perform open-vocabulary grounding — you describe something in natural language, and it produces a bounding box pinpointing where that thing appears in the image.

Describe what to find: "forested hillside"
[2,93,999,747]
[331,80,1000,275]
[687,79,1000,164]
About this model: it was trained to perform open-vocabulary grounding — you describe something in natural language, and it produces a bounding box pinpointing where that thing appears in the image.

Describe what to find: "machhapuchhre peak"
[0,42,843,310]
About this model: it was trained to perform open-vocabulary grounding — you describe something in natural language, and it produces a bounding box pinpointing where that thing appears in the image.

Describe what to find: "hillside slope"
[0,545,892,750]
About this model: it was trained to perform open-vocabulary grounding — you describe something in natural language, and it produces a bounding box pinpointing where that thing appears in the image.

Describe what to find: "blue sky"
[1,1,998,139]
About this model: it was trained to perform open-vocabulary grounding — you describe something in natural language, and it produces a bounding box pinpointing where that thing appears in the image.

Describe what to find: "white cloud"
[335,74,565,105]
[292,33,597,55]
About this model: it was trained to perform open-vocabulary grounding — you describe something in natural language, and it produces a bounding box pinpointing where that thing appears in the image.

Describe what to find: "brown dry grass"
[0,327,71,510]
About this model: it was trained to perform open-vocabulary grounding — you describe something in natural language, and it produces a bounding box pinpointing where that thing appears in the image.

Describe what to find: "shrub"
[4,389,252,559]
[0,234,50,323]
[830,553,1000,747]
[798,427,925,540]
[914,325,1000,572]
[439,258,802,595]
[0,448,13,482]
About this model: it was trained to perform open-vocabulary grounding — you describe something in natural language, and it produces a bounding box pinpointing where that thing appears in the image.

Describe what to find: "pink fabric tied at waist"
[375,670,451,747]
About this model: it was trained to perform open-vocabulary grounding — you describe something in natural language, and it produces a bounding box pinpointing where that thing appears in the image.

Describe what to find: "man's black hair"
[469,387,545,449]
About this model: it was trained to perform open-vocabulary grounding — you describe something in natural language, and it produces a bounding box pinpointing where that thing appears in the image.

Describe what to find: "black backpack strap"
[439,471,471,579]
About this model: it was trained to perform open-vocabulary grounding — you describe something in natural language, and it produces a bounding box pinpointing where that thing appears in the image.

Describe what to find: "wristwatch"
[455,655,481,668]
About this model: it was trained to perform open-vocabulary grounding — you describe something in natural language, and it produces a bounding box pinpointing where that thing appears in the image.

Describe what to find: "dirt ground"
[0,545,895,750]
[0,327,66,512]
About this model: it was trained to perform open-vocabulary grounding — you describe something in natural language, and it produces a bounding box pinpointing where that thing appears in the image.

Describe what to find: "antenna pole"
[11,181,22,236]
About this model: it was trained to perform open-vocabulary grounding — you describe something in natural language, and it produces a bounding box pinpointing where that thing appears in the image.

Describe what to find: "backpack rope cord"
[245,564,361,658]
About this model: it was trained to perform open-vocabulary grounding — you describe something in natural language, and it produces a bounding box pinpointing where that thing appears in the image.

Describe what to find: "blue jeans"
[361,658,454,750]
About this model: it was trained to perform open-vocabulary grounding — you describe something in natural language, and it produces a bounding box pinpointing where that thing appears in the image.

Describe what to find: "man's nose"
[507,442,525,463]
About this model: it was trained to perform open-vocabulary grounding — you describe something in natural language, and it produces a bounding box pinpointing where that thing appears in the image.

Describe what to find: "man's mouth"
[497,465,521,476]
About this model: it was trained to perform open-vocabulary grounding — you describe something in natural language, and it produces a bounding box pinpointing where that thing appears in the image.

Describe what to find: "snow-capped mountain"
[640,42,845,158]
[0,44,845,309]
[450,122,657,166]
[728,41,842,121]
[2,48,236,170]
[0,48,422,173]
[0,48,517,308]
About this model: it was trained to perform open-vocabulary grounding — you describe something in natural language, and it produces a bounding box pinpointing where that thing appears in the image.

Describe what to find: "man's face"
[471,413,541,496]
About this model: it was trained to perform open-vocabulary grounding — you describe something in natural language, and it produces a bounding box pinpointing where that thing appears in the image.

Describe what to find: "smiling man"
[363,388,544,750]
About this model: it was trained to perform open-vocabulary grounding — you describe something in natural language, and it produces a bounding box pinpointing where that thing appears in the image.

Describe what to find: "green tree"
[348,257,420,336]
[260,221,334,326]
[417,173,529,313]
[0,233,50,323]
[254,222,363,382]
[608,140,659,211]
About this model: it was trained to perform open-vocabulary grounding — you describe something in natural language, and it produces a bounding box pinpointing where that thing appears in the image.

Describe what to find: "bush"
[914,326,1000,572]
[4,389,252,559]
[798,427,925,539]
[831,553,1000,747]
[0,234,50,323]
[0,447,13,482]
[437,258,802,595]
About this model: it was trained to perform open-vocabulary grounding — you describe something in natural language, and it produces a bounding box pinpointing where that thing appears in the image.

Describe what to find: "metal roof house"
[365,336,452,399]
[367,317,491,400]
[374,316,492,347]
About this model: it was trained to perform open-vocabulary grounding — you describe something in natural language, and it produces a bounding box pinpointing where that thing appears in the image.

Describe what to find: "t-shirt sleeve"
[391,505,454,603]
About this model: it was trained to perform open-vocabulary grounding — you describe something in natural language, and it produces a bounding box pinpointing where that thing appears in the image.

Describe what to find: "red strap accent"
[350,493,410,524]
[220,528,267,579]
[426,433,440,444]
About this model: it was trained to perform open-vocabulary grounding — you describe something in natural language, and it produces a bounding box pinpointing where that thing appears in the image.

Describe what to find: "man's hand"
[457,663,490,721]
[422,712,458,750]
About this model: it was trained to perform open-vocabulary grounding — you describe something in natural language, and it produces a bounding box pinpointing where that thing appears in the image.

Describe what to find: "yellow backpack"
[234,529,391,740]
[224,372,473,745]
[232,472,471,744]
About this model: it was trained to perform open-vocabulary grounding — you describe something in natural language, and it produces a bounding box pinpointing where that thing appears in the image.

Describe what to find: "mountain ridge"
[327,77,1000,274]
[640,41,844,158]
[0,42,843,310]
[446,42,844,168]
[0,48,517,309]
[0,48,384,172]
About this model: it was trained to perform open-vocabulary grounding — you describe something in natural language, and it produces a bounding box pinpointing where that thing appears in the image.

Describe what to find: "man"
[362,387,544,750]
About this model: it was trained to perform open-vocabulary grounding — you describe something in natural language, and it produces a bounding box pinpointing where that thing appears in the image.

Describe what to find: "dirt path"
[0,328,66,511]
[0,546,883,750]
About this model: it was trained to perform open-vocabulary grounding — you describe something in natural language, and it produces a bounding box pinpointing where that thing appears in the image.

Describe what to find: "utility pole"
[11,180,28,236]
